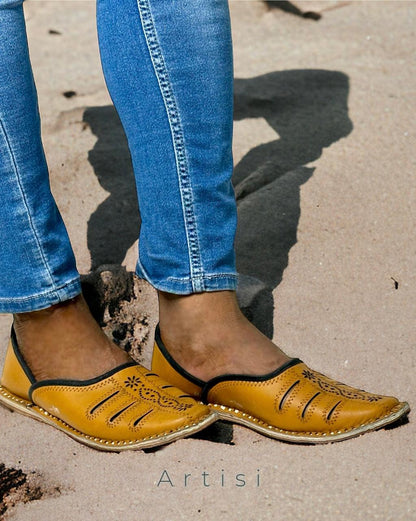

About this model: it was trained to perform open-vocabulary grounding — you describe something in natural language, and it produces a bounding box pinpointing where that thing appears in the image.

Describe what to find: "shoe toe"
[294,365,401,434]
[30,365,213,444]
[207,362,406,440]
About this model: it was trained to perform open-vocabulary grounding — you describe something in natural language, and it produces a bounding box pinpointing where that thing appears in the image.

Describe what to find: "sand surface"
[0,1,415,520]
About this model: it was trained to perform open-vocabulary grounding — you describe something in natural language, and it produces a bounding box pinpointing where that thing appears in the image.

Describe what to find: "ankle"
[11,294,131,381]
[158,290,244,340]
[13,295,84,326]
[157,290,291,379]
[13,295,89,351]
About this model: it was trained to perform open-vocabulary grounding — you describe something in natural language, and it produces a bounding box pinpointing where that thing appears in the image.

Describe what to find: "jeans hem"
[135,260,238,294]
[0,277,82,313]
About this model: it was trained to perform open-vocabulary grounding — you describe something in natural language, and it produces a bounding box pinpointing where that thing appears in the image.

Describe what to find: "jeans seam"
[0,277,80,304]
[136,0,204,292]
[164,274,239,283]
[136,251,238,291]
[0,114,56,290]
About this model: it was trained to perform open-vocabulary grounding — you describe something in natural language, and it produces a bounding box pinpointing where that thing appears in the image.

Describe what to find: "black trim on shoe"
[10,323,139,402]
[154,323,303,404]
[28,362,138,402]
[10,325,37,384]
[200,358,303,403]
[154,324,206,388]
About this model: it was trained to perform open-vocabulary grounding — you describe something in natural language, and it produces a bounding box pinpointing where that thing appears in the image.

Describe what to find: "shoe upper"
[30,365,210,441]
[152,332,204,397]
[1,337,33,401]
[152,328,404,435]
[1,331,213,442]
[205,363,401,435]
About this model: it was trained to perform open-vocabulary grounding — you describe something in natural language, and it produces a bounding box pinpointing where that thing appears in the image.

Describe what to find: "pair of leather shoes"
[0,325,409,449]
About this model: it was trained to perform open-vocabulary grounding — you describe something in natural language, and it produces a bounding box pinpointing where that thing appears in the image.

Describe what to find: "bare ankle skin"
[158,290,290,381]
[13,294,131,381]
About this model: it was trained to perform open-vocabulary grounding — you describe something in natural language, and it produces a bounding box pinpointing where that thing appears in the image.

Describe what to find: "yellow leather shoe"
[152,326,410,443]
[0,328,217,451]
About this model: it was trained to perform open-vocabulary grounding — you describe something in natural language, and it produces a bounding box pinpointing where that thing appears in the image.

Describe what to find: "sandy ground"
[0,1,415,520]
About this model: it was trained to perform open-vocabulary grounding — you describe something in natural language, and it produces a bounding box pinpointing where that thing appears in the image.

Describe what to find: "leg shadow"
[234,69,352,336]
[83,106,141,270]
[84,69,352,342]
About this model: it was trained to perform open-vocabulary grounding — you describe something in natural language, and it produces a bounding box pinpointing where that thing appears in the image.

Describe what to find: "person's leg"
[97,0,238,294]
[97,0,408,444]
[0,3,216,451]
[0,0,80,313]
[97,0,289,379]
[0,0,130,379]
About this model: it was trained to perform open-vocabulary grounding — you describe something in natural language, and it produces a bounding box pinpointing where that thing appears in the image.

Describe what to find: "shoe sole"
[210,401,410,444]
[0,385,217,451]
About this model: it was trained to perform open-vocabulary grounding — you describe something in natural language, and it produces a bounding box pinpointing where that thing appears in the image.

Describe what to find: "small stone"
[63,90,77,98]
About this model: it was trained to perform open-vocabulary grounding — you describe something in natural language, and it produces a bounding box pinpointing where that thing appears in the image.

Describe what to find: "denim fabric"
[97,0,238,293]
[0,0,238,312]
[0,0,81,312]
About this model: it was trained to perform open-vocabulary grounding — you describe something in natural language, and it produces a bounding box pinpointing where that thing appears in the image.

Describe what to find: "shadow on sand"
[263,1,322,20]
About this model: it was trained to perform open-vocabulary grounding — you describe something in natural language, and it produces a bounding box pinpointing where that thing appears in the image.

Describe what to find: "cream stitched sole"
[210,401,410,444]
[0,385,217,451]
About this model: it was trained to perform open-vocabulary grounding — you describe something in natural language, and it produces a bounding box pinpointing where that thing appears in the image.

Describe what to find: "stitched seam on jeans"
[165,274,239,283]
[0,277,81,303]
[0,115,56,290]
[136,0,204,291]
[136,252,237,289]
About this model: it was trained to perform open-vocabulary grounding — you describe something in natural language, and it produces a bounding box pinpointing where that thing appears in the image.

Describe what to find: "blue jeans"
[0,0,238,312]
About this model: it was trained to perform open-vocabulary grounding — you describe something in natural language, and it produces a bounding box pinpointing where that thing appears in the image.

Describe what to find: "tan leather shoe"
[0,328,216,451]
[152,326,410,443]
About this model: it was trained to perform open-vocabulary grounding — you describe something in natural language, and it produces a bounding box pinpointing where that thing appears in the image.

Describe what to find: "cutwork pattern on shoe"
[124,375,193,411]
[302,369,382,401]
[0,332,217,451]
[151,325,410,443]
[125,376,140,389]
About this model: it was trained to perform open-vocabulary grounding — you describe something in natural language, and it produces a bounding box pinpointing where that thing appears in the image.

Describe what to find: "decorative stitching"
[0,278,80,305]
[164,274,239,283]
[0,386,213,447]
[133,409,153,427]
[109,402,137,423]
[32,379,194,414]
[278,380,300,411]
[89,391,120,416]
[125,376,140,389]
[302,369,383,402]
[301,392,321,419]
[136,0,204,290]
[0,115,55,290]
[210,402,405,437]
[123,371,194,411]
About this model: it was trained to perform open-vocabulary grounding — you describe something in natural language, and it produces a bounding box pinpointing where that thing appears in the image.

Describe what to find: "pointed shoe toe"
[205,362,409,443]
[152,325,410,444]
[0,329,216,451]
